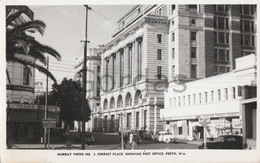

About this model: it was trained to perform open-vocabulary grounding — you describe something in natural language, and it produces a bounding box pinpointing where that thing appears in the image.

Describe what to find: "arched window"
[103,99,108,110]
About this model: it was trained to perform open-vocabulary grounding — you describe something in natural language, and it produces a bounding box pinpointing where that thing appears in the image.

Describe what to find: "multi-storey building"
[162,54,257,148]
[93,4,256,134]
[6,6,60,144]
[74,47,101,132]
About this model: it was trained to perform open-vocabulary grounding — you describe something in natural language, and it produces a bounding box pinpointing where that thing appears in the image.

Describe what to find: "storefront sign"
[6,85,34,93]
[8,103,38,110]
[43,119,56,128]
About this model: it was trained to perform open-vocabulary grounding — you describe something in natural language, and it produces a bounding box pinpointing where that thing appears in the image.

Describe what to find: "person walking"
[129,133,137,150]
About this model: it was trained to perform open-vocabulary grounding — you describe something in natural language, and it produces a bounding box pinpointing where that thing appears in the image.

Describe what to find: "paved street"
[11,132,201,150]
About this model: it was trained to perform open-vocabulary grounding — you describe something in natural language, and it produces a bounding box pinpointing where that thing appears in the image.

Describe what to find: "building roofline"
[117,5,140,23]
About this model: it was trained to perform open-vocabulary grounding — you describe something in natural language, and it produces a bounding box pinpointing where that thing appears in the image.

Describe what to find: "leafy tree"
[6,6,61,83]
[35,78,91,130]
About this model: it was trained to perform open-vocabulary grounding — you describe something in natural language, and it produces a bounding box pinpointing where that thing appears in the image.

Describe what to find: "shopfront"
[7,103,60,144]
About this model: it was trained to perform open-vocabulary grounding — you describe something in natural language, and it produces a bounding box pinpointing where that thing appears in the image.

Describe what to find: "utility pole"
[81,5,91,150]
[44,56,49,149]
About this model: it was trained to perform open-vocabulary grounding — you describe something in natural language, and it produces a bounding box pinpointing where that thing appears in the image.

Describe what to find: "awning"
[7,110,38,123]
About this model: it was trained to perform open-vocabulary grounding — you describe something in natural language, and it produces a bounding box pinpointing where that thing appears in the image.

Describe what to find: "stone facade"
[92,5,256,134]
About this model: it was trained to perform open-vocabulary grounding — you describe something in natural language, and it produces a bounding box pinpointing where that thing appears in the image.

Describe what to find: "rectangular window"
[214,17,217,28]
[157,66,162,79]
[172,65,175,79]
[251,21,255,32]
[240,34,244,45]
[251,5,255,15]
[191,65,197,78]
[218,89,221,101]
[169,98,172,107]
[214,49,218,60]
[238,86,242,96]
[240,5,243,14]
[136,112,139,128]
[178,97,181,106]
[211,91,214,102]
[171,5,176,14]
[218,5,224,12]
[188,95,191,105]
[244,20,250,32]
[191,47,196,58]
[205,92,208,103]
[172,48,175,59]
[244,5,249,15]
[244,35,250,46]
[157,49,162,60]
[240,20,243,31]
[227,67,230,72]
[225,5,229,12]
[199,93,202,103]
[219,66,226,74]
[219,49,225,60]
[183,96,185,106]
[226,18,229,29]
[219,32,225,43]
[226,50,230,61]
[213,5,216,11]
[158,8,162,16]
[23,67,29,85]
[252,36,255,46]
[218,17,225,29]
[226,33,229,44]
[174,97,176,107]
[157,34,162,43]
[191,32,196,41]
[232,87,236,99]
[225,88,228,100]
[214,66,218,74]
[172,32,175,42]
[188,5,197,12]
[214,32,217,43]
[193,94,196,104]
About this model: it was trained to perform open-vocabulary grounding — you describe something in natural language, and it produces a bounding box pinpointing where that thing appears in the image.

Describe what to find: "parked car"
[153,131,176,143]
[84,132,95,145]
[199,135,243,149]
[142,130,153,139]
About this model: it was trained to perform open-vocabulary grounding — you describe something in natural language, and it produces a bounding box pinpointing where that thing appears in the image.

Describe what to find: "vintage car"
[199,135,243,149]
[152,131,177,143]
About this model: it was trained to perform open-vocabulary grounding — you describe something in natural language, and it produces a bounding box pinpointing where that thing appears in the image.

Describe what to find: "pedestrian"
[129,133,137,150]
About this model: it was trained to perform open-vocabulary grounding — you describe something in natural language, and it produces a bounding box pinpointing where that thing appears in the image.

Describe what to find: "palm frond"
[8,20,46,38]
[34,44,61,61]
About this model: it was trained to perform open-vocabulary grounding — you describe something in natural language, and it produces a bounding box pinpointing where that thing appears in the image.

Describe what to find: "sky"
[28,5,135,90]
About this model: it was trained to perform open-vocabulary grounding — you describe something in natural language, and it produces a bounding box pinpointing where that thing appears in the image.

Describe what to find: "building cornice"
[99,15,169,55]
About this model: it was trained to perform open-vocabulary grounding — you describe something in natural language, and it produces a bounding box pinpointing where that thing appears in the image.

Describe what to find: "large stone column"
[123,46,128,85]
[115,51,120,88]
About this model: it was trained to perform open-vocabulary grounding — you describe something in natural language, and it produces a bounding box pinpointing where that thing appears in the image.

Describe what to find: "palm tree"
[6,6,61,84]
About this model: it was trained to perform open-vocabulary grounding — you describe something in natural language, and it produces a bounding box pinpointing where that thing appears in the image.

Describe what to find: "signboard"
[198,117,210,125]
[8,103,38,110]
[42,119,56,128]
[6,85,34,93]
